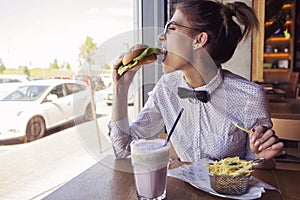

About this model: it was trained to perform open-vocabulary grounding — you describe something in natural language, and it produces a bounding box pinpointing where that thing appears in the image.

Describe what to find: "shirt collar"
[179,69,223,94]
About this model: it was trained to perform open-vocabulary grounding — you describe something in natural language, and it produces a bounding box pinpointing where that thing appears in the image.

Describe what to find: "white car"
[0,74,32,83]
[0,79,93,142]
[103,85,134,106]
[0,74,32,98]
[101,74,112,88]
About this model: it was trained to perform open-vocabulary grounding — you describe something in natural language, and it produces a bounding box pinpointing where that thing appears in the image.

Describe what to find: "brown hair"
[177,0,259,64]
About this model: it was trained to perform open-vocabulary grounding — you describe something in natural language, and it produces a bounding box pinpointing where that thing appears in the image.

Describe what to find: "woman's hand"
[250,125,284,160]
[111,55,138,122]
[112,54,146,89]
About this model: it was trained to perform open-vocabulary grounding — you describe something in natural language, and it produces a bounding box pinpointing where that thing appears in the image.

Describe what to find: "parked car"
[0,74,32,98]
[101,74,112,88]
[74,75,105,91]
[91,76,106,91]
[0,79,93,142]
[0,74,32,83]
[103,85,134,106]
[52,76,71,80]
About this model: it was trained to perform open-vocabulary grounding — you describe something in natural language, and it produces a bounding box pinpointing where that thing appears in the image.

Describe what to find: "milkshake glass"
[130,139,170,200]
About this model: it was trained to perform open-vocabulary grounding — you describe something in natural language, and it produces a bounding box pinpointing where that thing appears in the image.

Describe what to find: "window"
[0,78,21,83]
[0,1,135,199]
[65,83,87,95]
[50,85,65,98]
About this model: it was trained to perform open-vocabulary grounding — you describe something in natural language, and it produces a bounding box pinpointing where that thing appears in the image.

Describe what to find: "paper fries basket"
[209,173,250,195]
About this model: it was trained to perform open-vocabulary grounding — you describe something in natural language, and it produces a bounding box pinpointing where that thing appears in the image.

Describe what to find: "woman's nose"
[157,32,166,41]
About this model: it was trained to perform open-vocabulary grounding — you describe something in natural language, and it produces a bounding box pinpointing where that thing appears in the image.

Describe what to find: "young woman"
[108,0,283,167]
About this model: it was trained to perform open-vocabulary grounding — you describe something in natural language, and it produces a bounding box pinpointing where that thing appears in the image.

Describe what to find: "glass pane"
[0,1,135,199]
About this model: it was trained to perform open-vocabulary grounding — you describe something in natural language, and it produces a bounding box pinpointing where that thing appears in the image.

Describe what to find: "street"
[0,90,135,200]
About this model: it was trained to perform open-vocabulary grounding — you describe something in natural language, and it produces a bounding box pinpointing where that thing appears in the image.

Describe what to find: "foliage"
[49,59,59,69]
[65,62,71,70]
[104,63,111,70]
[78,36,97,68]
[0,58,6,74]
[23,66,30,76]
[3,68,75,79]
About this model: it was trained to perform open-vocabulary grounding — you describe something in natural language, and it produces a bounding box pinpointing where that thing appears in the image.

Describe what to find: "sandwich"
[117,44,162,76]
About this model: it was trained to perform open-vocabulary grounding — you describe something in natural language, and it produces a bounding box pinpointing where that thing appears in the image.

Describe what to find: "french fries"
[232,121,254,135]
[204,157,257,177]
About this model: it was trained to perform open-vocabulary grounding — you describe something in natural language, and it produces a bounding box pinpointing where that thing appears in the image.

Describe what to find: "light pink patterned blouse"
[108,69,272,162]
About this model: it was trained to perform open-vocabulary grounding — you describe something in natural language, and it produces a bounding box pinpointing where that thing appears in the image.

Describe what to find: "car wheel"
[85,103,93,121]
[25,116,46,142]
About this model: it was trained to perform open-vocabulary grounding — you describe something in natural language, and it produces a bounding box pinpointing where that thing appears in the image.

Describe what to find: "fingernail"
[251,135,256,143]
[251,128,255,132]
[254,141,260,146]
[258,146,263,151]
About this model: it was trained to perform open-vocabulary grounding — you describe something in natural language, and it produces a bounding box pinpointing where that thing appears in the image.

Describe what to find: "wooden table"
[44,155,300,200]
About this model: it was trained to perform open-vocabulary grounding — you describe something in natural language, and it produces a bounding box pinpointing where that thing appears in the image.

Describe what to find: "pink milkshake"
[131,139,170,200]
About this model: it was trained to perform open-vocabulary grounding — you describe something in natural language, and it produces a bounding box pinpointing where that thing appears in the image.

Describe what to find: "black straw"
[164,108,184,146]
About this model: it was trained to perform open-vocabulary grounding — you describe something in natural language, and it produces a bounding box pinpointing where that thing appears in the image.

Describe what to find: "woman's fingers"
[112,55,125,82]
[256,142,284,160]
[256,129,276,151]
[250,125,283,153]
[113,55,124,69]
[250,125,265,152]
[250,125,284,160]
[270,141,284,150]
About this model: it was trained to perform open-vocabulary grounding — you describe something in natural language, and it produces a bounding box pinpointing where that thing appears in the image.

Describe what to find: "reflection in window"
[2,86,48,101]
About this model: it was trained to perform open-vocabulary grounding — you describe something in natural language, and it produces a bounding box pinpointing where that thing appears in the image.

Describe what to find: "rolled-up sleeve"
[108,89,165,159]
[108,117,134,158]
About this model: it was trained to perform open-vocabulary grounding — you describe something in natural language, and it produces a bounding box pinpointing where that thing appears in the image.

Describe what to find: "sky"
[0,0,133,69]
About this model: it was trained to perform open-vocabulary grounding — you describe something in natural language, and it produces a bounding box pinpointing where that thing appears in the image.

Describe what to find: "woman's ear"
[193,32,208,50]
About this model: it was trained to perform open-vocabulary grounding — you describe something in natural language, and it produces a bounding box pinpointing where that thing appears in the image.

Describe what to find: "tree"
[49,59,59,69]
[65,62,71,70]
[78,36,97,68]
[23,66,30,76]
[104,63,111,71]
[60,62,65,69]
[0,58,6,74]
